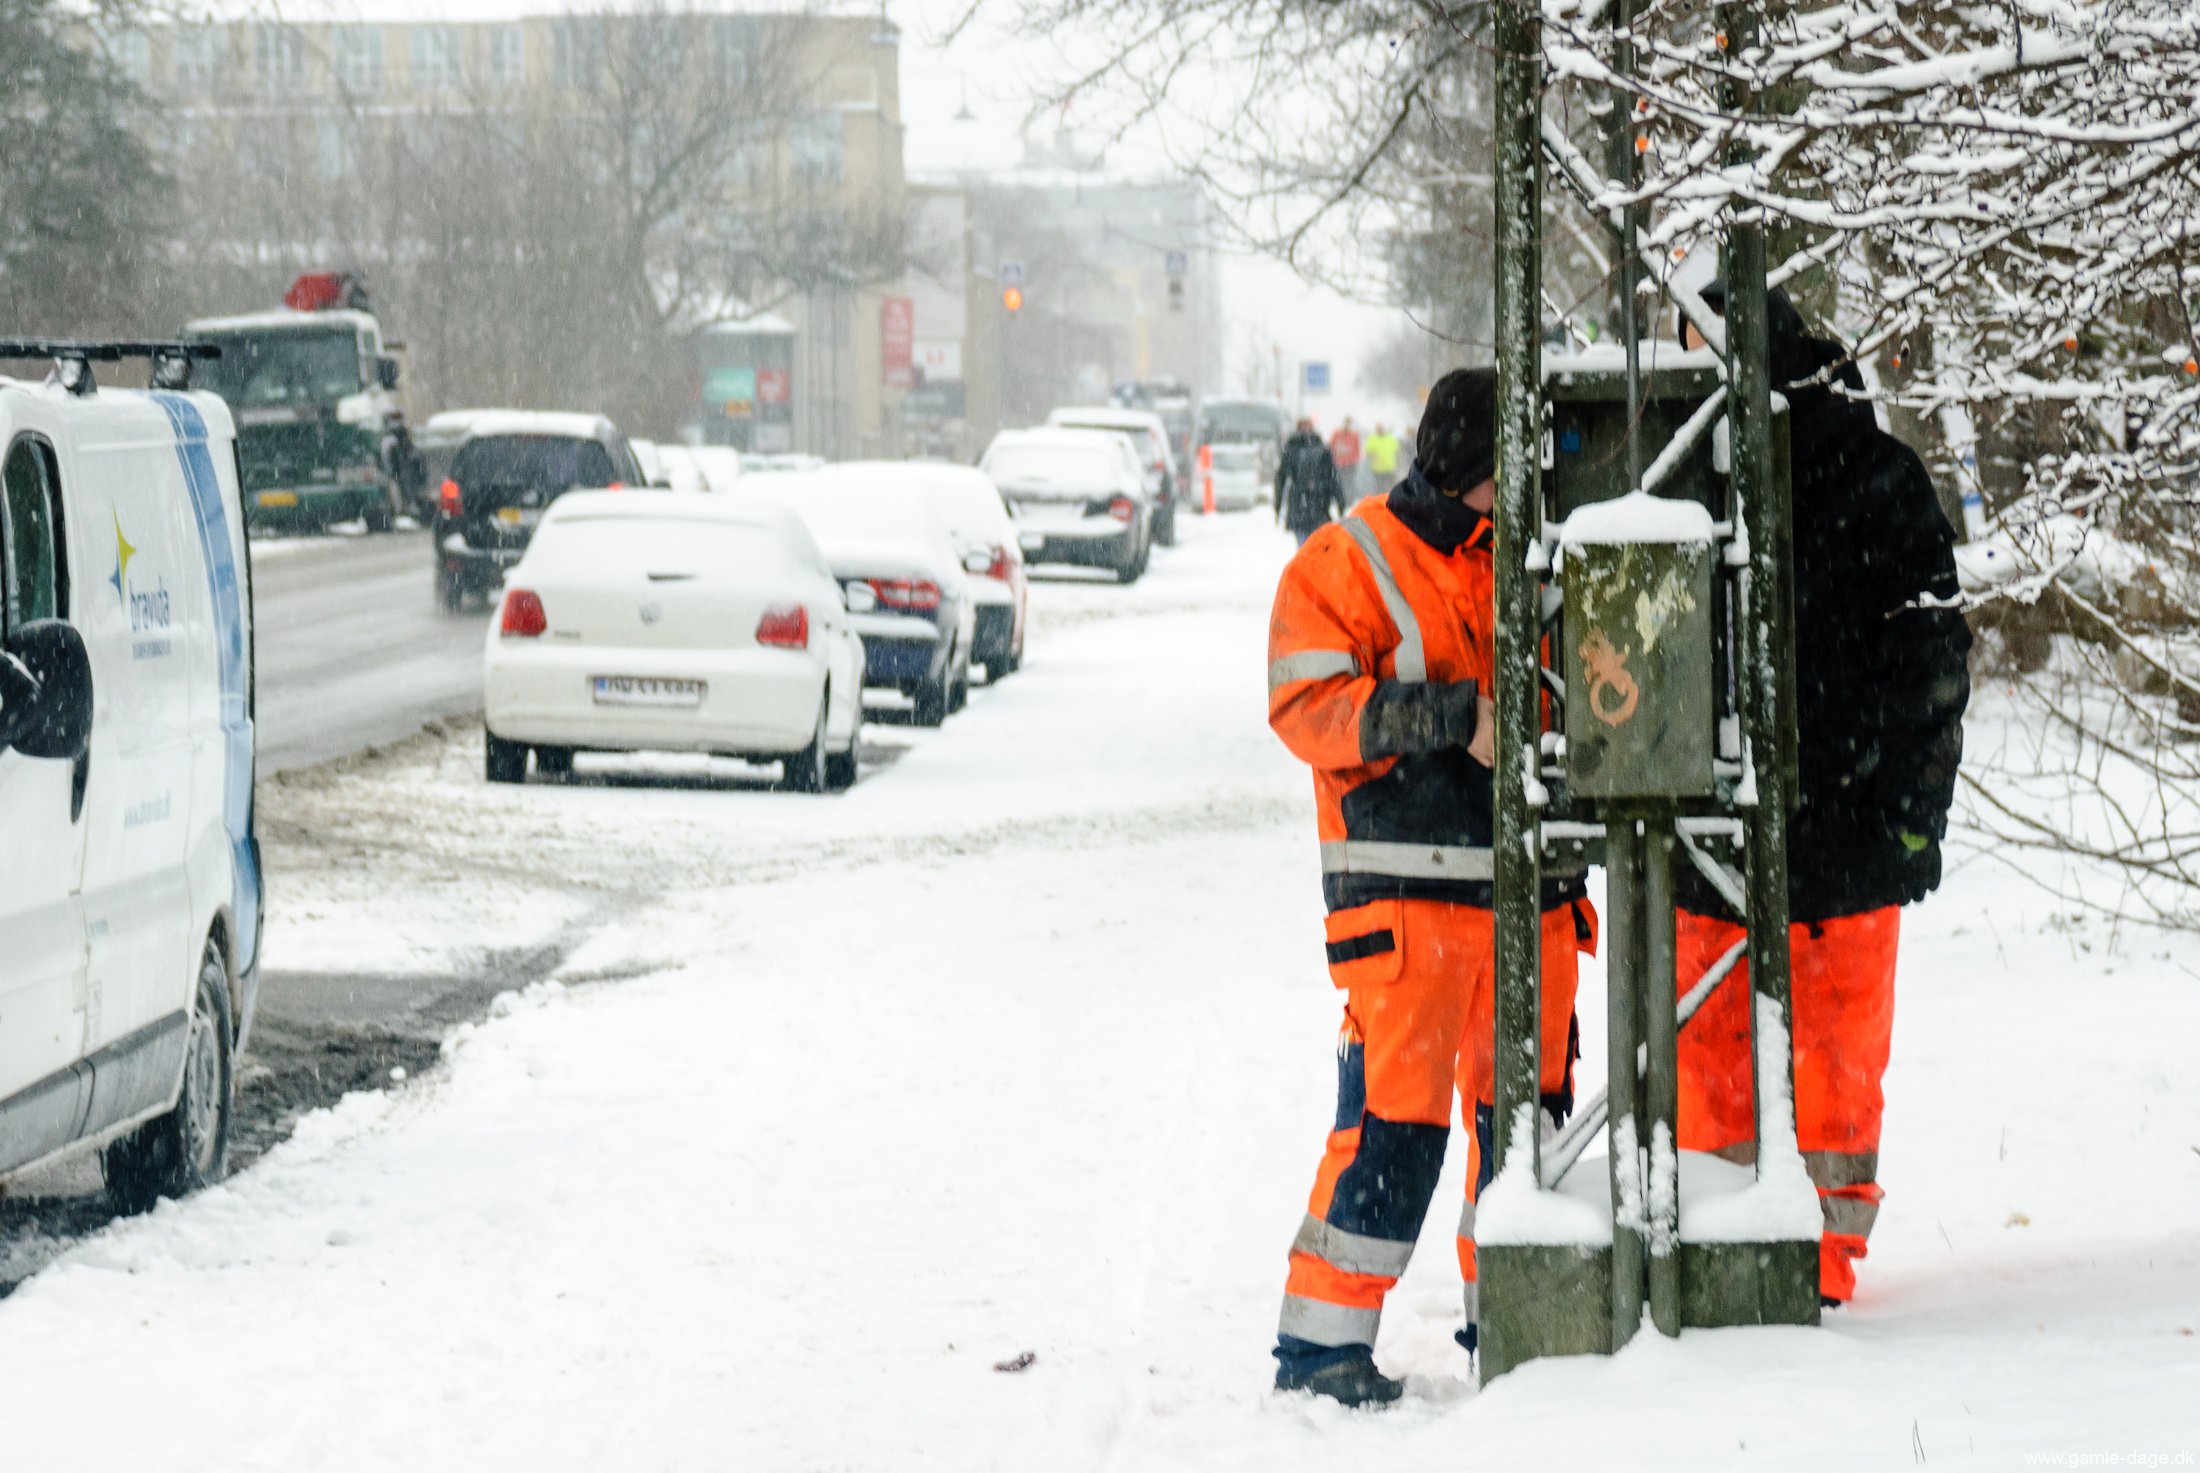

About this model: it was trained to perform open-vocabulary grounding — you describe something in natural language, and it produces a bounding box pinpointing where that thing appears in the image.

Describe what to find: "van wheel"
[486,731,527,783]
[534,746,573,778]
[782,695,829,793]
[104,940,233,1215]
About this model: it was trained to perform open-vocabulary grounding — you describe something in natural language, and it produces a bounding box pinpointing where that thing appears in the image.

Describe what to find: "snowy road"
[4,514,2198,1469]
[251,530,491,773]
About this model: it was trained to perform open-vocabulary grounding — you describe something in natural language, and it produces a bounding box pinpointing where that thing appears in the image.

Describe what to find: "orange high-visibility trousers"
[1674,906,1900,1301]
[1279,898,1591,1349]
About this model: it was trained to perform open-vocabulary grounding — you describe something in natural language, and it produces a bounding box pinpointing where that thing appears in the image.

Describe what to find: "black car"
[432,412,642,612]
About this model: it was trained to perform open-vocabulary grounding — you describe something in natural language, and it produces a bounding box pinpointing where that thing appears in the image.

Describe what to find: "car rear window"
[1210,444,1259,471]
[454,435,616,494]
[779,486,941,547]
[983,445,1119,485]
[529,516,794,575]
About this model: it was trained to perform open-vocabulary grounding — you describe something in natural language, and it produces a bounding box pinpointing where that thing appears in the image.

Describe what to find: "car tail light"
[756,603,809,649]
[439,479,462,517]
[869,577,942,612]
[607,480,625,491]
[986,545,1014,581]
[500,588,547,637]
[1107,496,1136,524]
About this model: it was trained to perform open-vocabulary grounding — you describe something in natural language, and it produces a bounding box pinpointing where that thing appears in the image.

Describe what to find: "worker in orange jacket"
[1267,369,1592,1407]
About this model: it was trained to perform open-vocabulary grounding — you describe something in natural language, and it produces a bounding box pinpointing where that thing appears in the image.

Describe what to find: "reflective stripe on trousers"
[1321,838,1494,882]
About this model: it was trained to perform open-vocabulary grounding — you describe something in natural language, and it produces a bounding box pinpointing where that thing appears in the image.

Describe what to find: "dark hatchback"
[432,412,642,611]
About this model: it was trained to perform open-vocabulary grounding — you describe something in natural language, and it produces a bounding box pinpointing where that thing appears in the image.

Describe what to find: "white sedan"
[482,491,866,791]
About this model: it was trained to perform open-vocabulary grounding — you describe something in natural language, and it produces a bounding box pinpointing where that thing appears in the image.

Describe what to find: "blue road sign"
[1304,361,1331,393]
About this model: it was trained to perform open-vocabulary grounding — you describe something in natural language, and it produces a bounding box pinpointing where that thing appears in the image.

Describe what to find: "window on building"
[410,26,462,93]
[486,25,524,89]
[111,29,152,85]
[316,119,349,181]
[254,25,305,95]
[790,111,842,185]
[712,18,760,87]
[334,26,383,95]
[171,25,221,91]
[1,439,68,634]
[551,20,600,89]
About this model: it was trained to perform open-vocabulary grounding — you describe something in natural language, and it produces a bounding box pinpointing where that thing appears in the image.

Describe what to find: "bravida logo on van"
[111,510,175,657]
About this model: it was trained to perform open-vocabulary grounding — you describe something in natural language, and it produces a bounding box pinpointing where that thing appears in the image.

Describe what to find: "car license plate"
[592,676,703,708]
[496,506,540,527]
[257,491,300,508]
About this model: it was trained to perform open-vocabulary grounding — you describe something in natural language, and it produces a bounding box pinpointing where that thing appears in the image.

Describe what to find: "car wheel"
[1155,494,1178,547]
[363,489,395,534]
[949,651,970,713]
[104,939,233,1215]
[534,745,574,778]
[485,730,528,784]
[912,667,951,727]
[826,702,860,791]
[1116,533,1146,585]
[782,694,829,793]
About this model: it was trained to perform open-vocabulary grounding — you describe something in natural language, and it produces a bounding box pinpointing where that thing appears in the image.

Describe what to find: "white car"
[1046,405,1182,545]
[818,462,1027,683]
[1,340,262,1209]
[981,427,1153,584]
[482,491,866,791]
[655,444,744,495]
[1202,441,1267,512]
[748,471,980,725]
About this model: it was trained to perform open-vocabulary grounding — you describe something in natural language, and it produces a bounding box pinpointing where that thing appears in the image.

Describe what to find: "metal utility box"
[1561,530,1717,798]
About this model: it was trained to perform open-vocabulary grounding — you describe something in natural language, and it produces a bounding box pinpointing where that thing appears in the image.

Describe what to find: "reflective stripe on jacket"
[1268,498,1583,912]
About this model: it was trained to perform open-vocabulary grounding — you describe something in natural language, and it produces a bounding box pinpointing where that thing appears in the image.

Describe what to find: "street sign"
[1304,361,1331,394]
[999,260,1026,288]
[703,365,756,406]
[881,296,914,390]
[915,340,963,382]
[1164,250,1188,279]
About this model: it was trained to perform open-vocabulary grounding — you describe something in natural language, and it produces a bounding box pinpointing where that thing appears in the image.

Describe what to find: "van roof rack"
[0,339,221,396]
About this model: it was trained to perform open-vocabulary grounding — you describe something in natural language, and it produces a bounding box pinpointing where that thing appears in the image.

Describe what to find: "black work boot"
[1274,1350,1406,1408]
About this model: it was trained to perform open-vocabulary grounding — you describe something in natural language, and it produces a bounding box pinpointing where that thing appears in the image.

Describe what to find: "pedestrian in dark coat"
[1673,284,1973,1304]
[1276,420,1344,543]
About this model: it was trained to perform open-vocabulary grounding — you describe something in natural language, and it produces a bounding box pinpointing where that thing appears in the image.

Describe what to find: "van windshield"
[195,330,362,408]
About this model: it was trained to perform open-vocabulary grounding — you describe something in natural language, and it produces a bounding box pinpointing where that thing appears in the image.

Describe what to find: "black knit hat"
[1415,367,1497,495]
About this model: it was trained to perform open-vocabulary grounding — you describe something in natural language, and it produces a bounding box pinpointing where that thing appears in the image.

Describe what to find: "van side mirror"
[376,356,401,391]
[0,619,94,761]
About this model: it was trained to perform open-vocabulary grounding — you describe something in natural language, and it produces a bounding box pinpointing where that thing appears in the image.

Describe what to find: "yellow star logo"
[111,510,137,602]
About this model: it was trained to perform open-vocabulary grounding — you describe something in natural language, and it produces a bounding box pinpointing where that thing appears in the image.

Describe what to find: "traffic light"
[1003,286,1023,314]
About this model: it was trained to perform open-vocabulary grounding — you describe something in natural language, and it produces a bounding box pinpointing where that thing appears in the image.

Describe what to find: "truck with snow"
[184,274,420,533]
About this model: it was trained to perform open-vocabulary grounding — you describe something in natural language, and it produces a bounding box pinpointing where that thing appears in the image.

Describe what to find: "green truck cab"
[184,303,416,533]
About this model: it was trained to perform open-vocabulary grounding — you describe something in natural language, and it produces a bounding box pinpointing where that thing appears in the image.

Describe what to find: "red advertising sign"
[881,296,914,390]
[756,368,791,406]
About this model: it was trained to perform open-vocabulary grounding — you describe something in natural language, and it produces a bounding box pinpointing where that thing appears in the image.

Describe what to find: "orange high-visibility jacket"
[1268,498,1583,912]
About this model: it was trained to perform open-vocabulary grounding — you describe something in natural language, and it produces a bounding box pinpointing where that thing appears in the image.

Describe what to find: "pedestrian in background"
[1276,418,1344,545]
[1328,416,1364,499]
[1364,422,1400,490]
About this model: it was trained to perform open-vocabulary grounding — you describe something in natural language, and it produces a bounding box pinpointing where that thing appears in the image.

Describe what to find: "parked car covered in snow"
[751,472,978,725]
[1046,405,1183,546]
[0,341,262,1210]
[981,427,1153,584]
[482,491,865,790]
[432,412,644,612]
[820,461,1027,683]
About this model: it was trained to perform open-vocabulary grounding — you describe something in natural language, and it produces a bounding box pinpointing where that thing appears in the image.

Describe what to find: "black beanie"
[1416,367,1498,495]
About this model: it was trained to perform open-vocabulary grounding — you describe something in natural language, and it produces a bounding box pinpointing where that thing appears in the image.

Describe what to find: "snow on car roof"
[450,410,619,442]
[185,308,381,335]
[1047,406,1165,431]
[544,489,807,536]
[987,427,1134,452]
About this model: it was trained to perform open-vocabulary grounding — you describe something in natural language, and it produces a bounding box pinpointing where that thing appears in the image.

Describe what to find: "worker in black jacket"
[1276,420,1344,544]
[1674,283,1972,1305]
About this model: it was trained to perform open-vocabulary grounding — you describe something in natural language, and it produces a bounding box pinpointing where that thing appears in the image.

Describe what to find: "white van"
[0,341,262,1211]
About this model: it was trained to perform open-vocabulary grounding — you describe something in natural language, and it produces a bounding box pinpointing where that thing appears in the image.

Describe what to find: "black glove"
[1360,679,1478,760]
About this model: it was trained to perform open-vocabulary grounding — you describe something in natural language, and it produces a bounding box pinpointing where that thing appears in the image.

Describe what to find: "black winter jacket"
[1276,430,1344,533]
[1677,321,1973,925]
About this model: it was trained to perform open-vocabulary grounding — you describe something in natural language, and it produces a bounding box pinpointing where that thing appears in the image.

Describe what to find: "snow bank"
[1558,491,1718,547]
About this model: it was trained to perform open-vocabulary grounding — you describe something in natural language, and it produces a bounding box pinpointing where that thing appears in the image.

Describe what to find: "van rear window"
[454,436,616,493]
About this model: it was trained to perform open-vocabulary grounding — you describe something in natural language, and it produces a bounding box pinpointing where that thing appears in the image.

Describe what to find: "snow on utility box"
[1559,492,1717,799]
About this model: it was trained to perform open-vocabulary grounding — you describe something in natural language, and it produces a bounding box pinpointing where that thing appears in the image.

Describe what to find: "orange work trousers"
[1675,906,1900,1301]
[1279,898,1591,1350]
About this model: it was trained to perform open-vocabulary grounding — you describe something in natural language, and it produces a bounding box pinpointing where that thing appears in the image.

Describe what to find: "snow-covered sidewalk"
[5,515,2197,1470]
